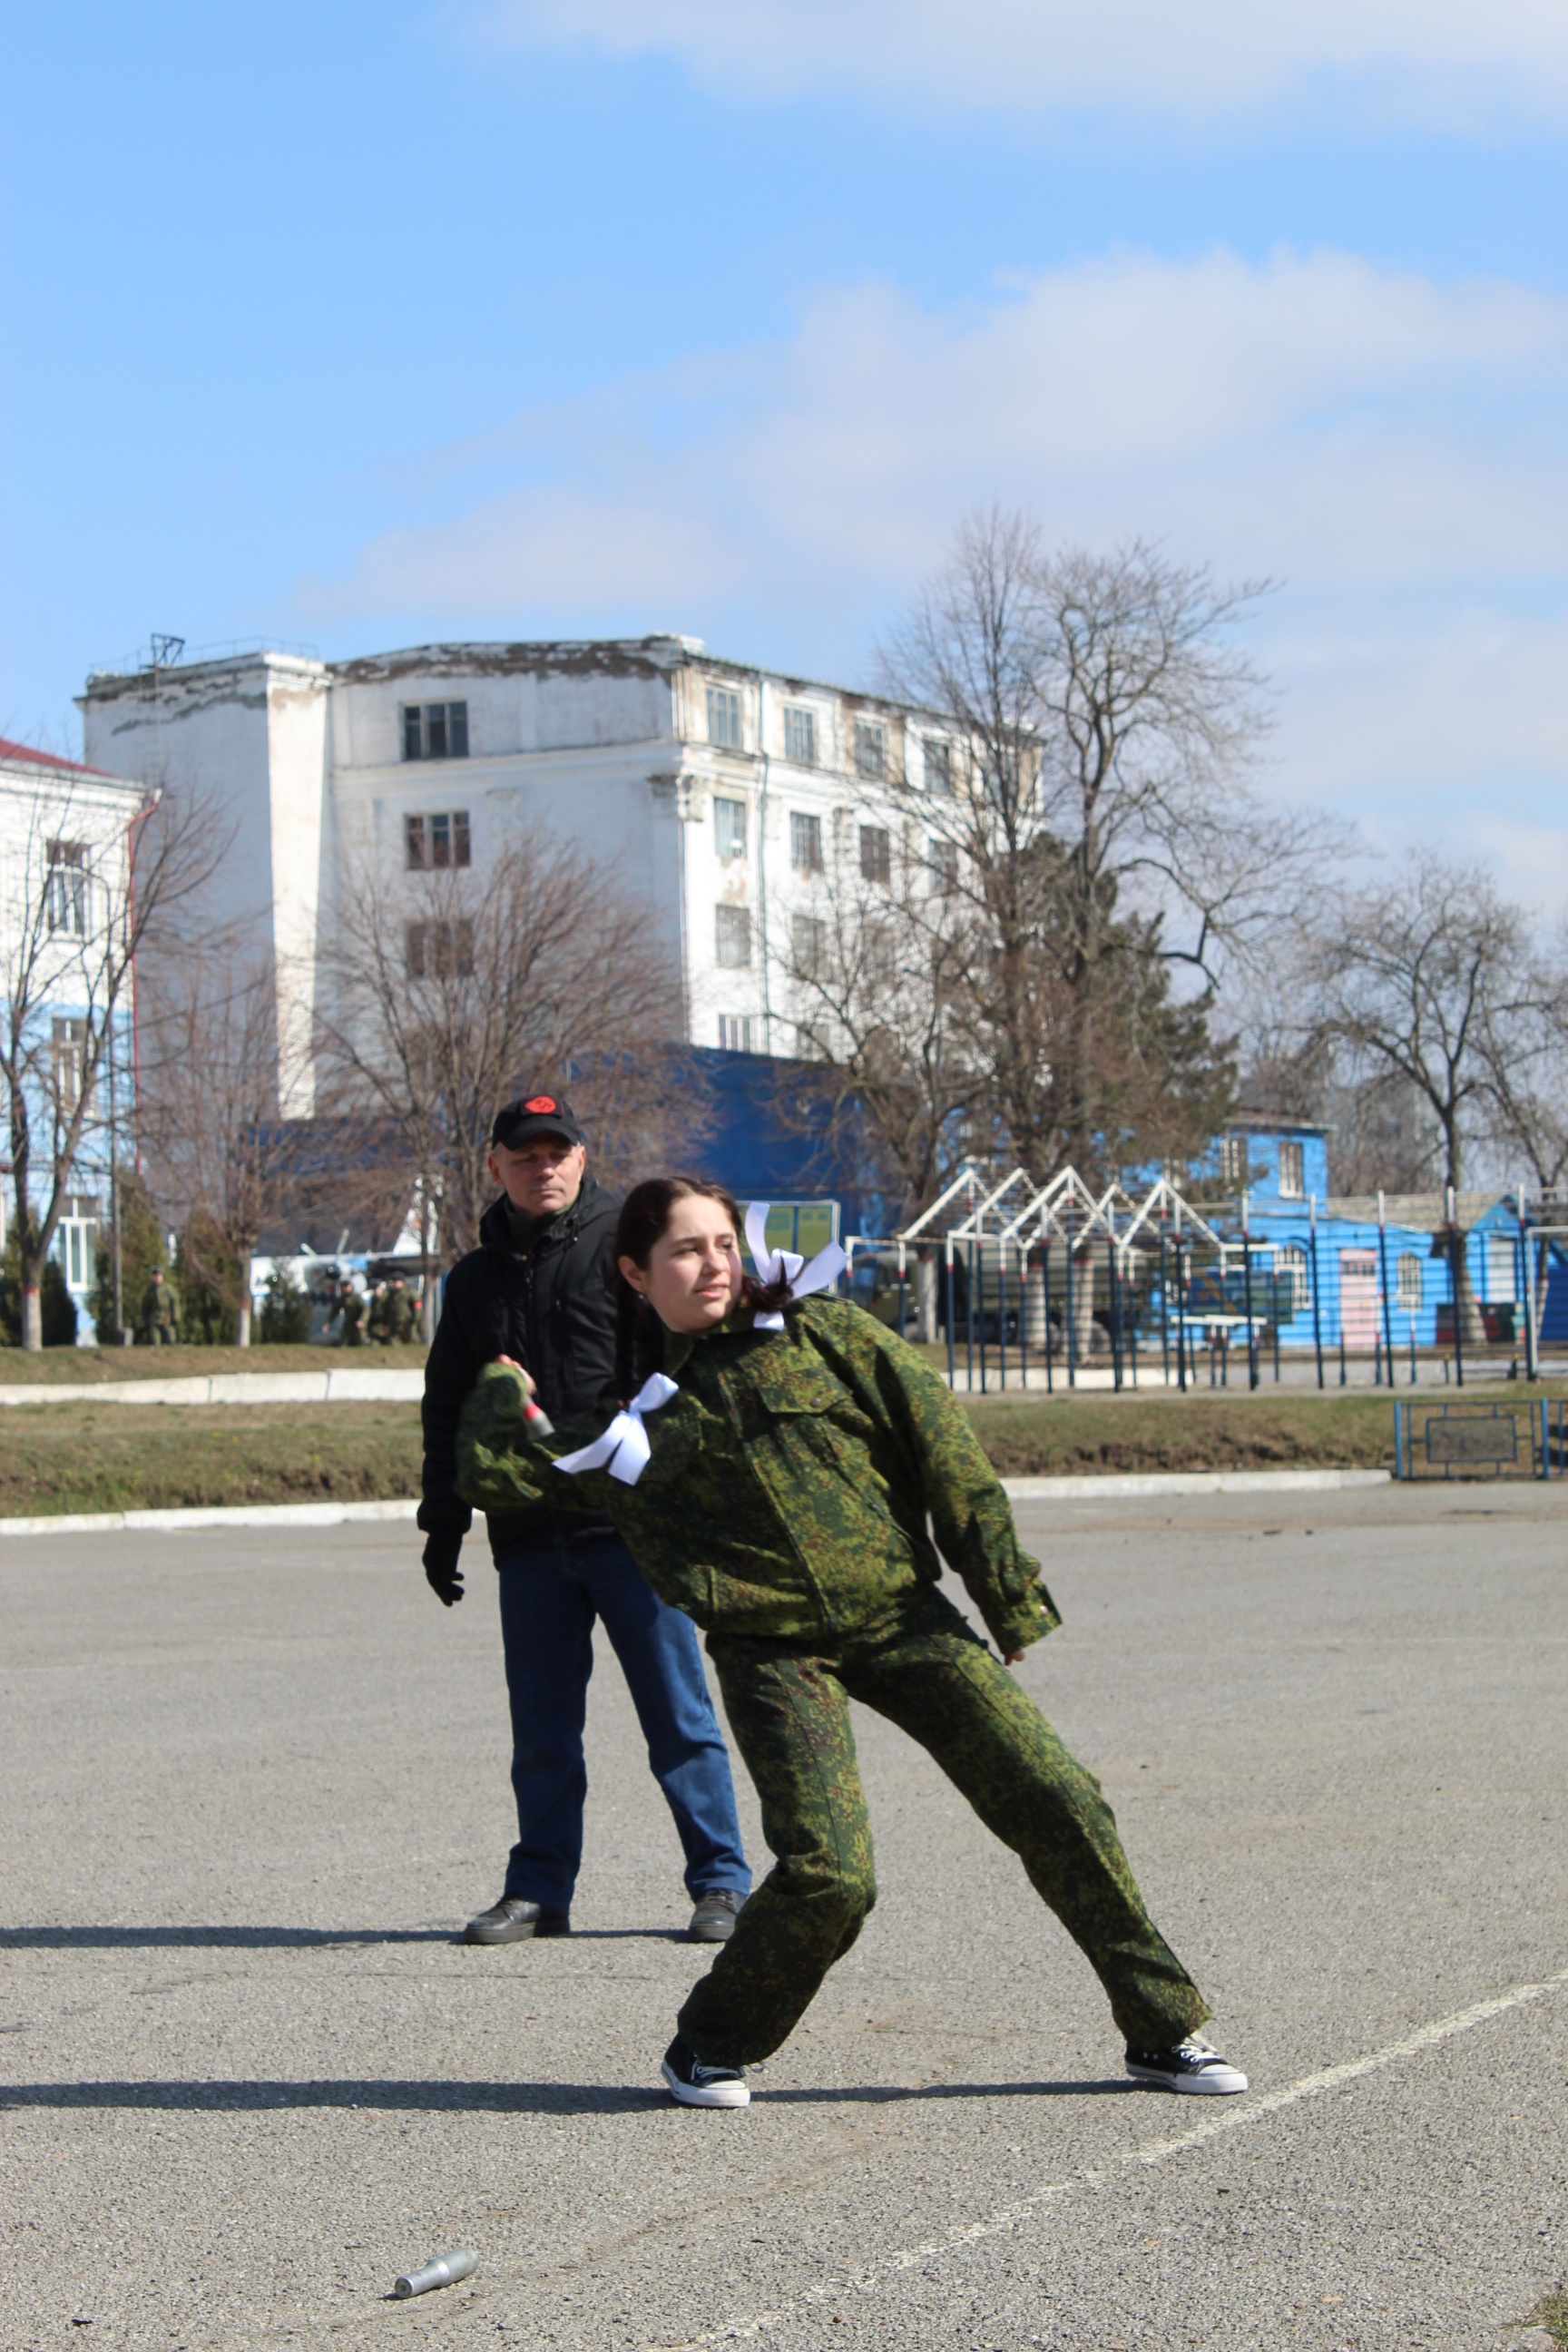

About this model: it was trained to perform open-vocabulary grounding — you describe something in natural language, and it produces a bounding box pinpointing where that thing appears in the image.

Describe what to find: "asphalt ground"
[2,1485,1564,2351]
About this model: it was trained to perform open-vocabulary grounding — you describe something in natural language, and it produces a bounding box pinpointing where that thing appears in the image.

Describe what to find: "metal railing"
[844,1170,1568,1396]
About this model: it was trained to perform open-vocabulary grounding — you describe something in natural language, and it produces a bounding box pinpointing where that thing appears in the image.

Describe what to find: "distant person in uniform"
[141,1267,180,1347]
[419,1092,750,1946]
[339,1283,368,1348]
[389,1276,418,1344]
[367,1281,393,1345]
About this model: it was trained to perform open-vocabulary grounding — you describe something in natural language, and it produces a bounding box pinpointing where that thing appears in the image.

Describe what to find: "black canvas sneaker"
[1125,2034,1249,2094]
[661,2035,750,2108]
[463,1896,572,1945]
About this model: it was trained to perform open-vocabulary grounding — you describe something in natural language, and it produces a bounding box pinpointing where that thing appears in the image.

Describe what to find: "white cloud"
[302,246,1568,862]
[473,0,1568,128]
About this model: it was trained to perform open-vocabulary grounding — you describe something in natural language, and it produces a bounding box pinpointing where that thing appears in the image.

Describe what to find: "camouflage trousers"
[678,1586,1210,2067]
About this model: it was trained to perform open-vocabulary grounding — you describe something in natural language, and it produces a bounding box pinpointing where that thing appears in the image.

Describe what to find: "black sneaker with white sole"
[661,2035,750,2108]
[1125,2034,1249,2094]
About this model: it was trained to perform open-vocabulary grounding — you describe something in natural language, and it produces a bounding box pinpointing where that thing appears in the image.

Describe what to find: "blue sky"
[3,1,1564,894]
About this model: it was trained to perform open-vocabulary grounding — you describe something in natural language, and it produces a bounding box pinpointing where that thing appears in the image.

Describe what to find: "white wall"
[81,637,947,1083]
[80,653,330,1112]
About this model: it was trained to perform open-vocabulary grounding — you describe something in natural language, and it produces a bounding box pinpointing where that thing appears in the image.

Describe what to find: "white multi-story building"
[80,637,957,1112]
[0,736,146,1337]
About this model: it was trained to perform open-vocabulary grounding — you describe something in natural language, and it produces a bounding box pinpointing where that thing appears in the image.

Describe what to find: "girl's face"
[620,1195,744,1334]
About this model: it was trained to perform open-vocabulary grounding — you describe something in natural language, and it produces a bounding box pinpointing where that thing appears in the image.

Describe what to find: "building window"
[859,825,891,885]
[52,1016,89,1114]
[854,720,886,781]
[714,796,747,859]
[783,706,818,766]
[715,905,752,968]
[927,837,958,897]
[717,1014,754,1052]
[402,701,469,761]
[925,739,953,793]
[1275,1245,1309,1317]
[45,840,88,936]
[1396,1253,1424,1313]
[407,918,475,979]
[1220,1136,1249,1186]
[790,811,824,873]
[864,922,895,985]
[54,1198,99,1289]
[791,914,826,978]
[405,810,471,870]
[707,687,743,750]
[1278,1140,1305,1198]
[795,1022,829,1060]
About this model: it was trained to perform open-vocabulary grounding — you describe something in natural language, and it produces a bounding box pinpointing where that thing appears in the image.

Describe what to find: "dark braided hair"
[611,1176,794,1402]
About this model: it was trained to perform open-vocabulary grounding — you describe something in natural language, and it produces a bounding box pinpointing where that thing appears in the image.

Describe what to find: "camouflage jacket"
[456,1296,1059,1654]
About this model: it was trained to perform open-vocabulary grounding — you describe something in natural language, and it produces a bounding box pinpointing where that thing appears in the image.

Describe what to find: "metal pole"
[897,1238,906,1345]
[1158,1226,1171,1387]
[1108,1229,1123,1392]
[1018,1242,1029,1392]
[1242,1189,1257,1390]
[1309,1196,1324,1391]
[1447,1184,1465,1389]
[1043,1236,1054,1393]
[996,1238,1007,1393]
[1064,1200,1077,1389]
[1521,1182,1539,1383]
[1128,1246,1140,1386]
[945,1238,956,1389]
[1377,1190,1396,1391]
[1173,1201,1188,1393]
[967,1238,978,1395]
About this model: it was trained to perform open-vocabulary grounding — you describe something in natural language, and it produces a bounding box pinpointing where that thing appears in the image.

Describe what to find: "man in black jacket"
[419,1092,750,1945]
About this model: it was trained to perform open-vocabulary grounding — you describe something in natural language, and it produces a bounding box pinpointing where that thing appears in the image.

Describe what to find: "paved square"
[3,1484,1565,2348]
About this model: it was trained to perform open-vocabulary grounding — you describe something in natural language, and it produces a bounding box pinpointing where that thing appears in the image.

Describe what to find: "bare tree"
[0,780,227,1349]
[1473,921,1568,1195]
[1305,854,1553,1195]
[770,818,981,1223]
[313,833,699,1298]
[875,513,1272,1181]
[1304,853,1563,1336]
[137,947,301,1345]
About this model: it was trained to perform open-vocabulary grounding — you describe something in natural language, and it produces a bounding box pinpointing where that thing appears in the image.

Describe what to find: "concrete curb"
[0,1469,1402,1540]
[0,1499,421,1538]
[1003,1467,1394,1498]
[0,1370,425,1409]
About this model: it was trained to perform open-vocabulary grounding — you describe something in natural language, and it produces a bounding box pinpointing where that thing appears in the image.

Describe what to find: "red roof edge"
[0,735,123,780]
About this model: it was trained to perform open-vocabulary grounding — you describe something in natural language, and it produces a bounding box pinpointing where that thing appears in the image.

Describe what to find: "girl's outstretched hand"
[1004,1650,1024,1665]
[493,1354,536,1396]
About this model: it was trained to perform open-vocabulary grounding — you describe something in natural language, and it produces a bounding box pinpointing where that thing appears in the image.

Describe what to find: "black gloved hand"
[423,1529,466,1607]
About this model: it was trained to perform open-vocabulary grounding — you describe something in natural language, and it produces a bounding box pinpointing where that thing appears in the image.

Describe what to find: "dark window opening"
[402,701,470,760]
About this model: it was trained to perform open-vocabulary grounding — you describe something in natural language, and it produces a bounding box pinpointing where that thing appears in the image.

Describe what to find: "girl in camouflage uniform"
[458,1177,1247,2109]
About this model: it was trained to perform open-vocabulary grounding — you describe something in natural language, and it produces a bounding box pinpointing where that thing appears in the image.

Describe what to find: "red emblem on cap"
[524,1095,559,1114]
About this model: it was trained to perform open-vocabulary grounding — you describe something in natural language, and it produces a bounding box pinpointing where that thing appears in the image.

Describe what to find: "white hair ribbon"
[554,1371,679,1487]
[744,1201,848,1331]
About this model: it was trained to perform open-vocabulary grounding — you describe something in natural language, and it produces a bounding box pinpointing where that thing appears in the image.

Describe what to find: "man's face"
[487,1132,587,1220]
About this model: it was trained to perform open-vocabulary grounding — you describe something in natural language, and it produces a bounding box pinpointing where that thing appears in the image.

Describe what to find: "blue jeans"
[495,1528,751,1912]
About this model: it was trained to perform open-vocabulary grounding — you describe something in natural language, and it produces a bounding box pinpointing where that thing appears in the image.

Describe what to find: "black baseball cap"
[490,1091,584,1151]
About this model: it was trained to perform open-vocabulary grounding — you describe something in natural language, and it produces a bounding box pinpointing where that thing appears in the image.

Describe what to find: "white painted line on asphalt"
[0,1469,1396,1538]
[1001,1467,1393,1498]
[677,1966,1568,2347]
[0,1499,419,1538]
[0,1368,426,1409]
